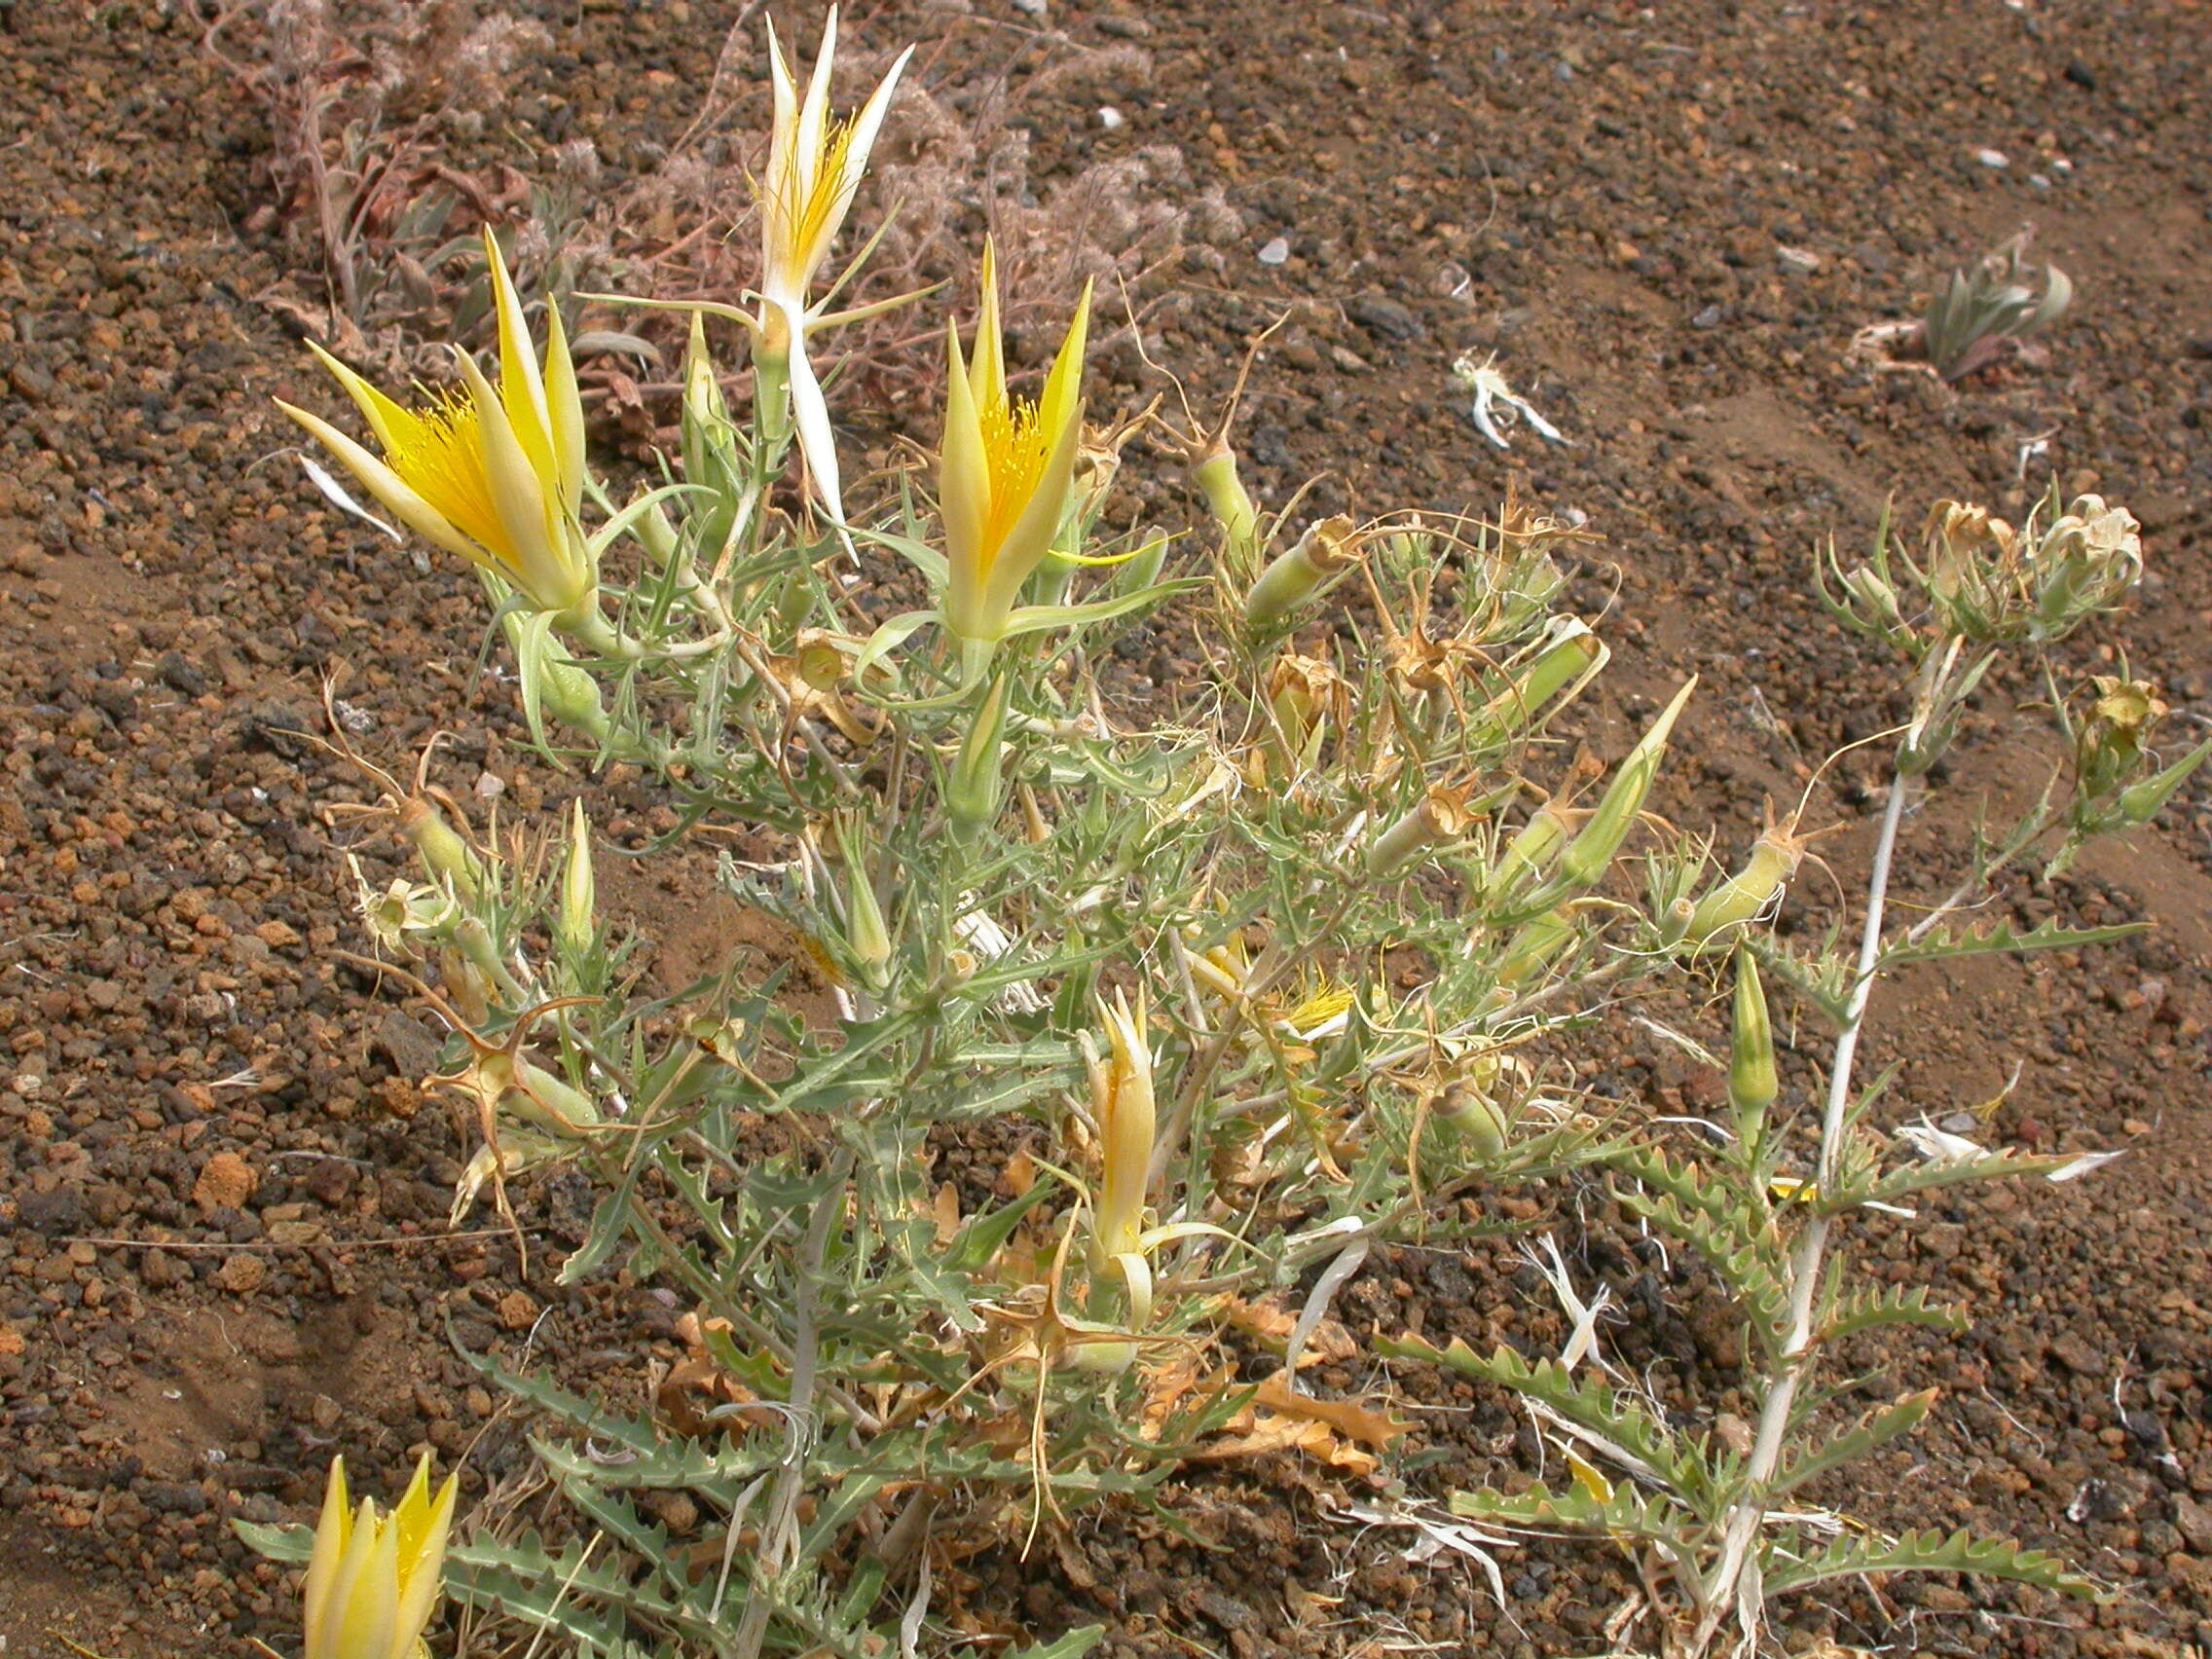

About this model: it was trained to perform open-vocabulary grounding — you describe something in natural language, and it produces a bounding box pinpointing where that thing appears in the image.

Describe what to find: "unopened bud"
[1727,948,1778,1123]
[558,799,596,956]
[2119,732,2212,829]
[1244,516,1358,636]
[1559,679,1696,888]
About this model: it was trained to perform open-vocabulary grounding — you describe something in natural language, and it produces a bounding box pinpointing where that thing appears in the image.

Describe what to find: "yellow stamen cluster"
[977,393,1056,558]
[382,388,505,557]
[767,114,863,279]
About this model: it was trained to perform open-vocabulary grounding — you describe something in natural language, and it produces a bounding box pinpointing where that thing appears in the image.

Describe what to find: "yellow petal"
[302,1456,352,1659]
[939,319,992,622]
[483,228,557,489]
[308,344,414,457]
[1034,277,1093,443]
[977,391,1083,626]
[453,350,560,593]
[277,400,484,571]
[390,1470,458,1656]
[540,285,586,517]
[314,1496,391,1659]
[970,240,1005,407]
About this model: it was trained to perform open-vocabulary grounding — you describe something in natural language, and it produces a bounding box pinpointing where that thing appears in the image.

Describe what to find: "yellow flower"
[277,230,596,623]
[758,6,911,522]
[302,1455,459,1659]
[940,242,1092,647]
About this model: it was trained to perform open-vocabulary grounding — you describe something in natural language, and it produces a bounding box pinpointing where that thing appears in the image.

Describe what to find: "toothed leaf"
[1765,1526,2103,1601]
[1878,916,2147,972]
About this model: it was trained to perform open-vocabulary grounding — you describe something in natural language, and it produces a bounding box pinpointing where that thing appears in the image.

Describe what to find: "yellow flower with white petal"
[756,6,912,522]
[277,230,604,639]
[302,1454,459,1659]
[1088,990,1155,1271]
[940,242,1092,650]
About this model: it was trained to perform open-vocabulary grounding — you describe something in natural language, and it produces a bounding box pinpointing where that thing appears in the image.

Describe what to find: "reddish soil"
[4,2,2211,1657]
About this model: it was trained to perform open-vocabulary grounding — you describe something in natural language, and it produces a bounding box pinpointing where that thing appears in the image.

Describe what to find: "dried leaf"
[1255,1372,1412,1450]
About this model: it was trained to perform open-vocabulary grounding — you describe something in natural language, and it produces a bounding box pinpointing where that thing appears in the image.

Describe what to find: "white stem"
[1692,774,1910,1655]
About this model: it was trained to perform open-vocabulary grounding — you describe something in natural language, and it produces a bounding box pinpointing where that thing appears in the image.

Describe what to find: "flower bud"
[1085,991,1157,1270]
[1243,515,1358,635]
[1114,528,1172,596]
[1727,948,1778,1124]
[1368,785,1475,878]
[301,1455,459,1659]
[831,815,893,987]
[2118,732,2212,829]
[558,799,596,957]
[1558,679,1695,888]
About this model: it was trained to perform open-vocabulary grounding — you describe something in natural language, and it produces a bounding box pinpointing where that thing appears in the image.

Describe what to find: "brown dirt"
[3,2,2210,1657]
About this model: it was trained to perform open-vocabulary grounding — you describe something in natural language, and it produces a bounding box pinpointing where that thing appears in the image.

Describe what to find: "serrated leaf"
[1854,1147,2080,1210]
[1818,1282,1966,1343]
[1764,1525,2105,1601]
[1006,1627,1108,1659]
[1772,1388,1936,1496]
[1381,1336,1702,1496]
[1746,933,1854,1027]
[234,1518,313,1563]
[1607,1161,1794,1359]
[1878,916,2148,973]
[1448,1476,1695,1543]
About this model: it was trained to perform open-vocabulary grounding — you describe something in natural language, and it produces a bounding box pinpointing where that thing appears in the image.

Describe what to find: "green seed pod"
[1431,1080,1509,1163]
[1244,516,1357,635]
[1368,786,1474,878]
[397,794,484,901]
[1193,443,1261,570]
[1489,801,1574,896]
[1683,820,1808,953]
[1496,905,1575,989]
[1477,620,1607,746]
